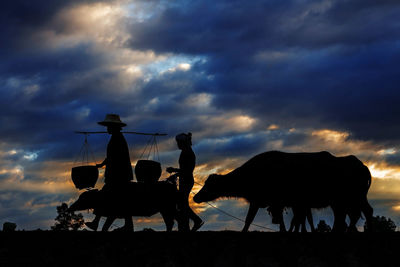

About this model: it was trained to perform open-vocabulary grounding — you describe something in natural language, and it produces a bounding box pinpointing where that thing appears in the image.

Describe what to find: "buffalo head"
[68,189,99,212]
[194,174,224,203]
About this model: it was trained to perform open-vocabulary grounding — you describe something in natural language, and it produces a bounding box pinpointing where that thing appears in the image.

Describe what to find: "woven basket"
[71,165,99,189]
[135,160,161,183]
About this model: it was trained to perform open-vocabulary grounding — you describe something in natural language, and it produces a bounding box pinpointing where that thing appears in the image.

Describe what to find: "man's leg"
[122,216,134,231]
[86,215,101,231]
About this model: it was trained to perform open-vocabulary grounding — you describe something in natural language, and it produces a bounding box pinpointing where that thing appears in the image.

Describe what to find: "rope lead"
[192,181,277,232]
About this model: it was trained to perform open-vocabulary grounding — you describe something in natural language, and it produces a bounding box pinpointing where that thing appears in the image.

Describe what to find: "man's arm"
[96,158,107,168]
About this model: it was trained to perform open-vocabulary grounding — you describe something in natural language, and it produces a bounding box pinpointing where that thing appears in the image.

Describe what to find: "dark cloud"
[0,1,64,53]
[0,191,75,230]
[195,135,266,165]
[4,0,398,154]
[130,0,400,52]
[127,0,400,144]
[382,153,400,167]
[0,0,114,52]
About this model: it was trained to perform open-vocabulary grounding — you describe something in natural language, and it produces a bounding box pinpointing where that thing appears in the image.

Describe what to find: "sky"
[1,0,400,231]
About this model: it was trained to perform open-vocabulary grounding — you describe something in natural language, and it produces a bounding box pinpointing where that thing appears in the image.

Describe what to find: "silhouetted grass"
[0,231,398,266]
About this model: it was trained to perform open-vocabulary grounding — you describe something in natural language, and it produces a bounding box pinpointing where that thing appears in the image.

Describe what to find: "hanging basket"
[71,133,98,190]
[71,165,99,189]
[135,160,161,183]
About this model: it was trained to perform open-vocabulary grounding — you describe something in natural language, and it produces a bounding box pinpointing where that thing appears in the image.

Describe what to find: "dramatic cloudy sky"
[1,0,400,231]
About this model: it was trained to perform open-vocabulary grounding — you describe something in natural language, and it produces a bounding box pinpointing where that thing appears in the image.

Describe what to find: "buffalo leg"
[296,207,315,232]
[161,211,175,232]
[332,207,347,232]
[279,219,287,232]
[268,205,286,232]
[290,206,306,233]
[123,216,134,231]
[347,207,360,232]
[361,198,374,232]
[85,215,101,231]
[300,211,307,233]
[296,207,306,233]
[306,208,315,232]
[102,216,116,232]
[242,203,259,232]
[276,208,287,232]
[273,211,286,233]
[288,218,295,232]
[288,207,299,232]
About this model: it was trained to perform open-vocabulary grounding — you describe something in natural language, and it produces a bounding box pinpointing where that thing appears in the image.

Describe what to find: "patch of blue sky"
[143,55,206,75]
[23,152,38,161]
[125,0,170,22]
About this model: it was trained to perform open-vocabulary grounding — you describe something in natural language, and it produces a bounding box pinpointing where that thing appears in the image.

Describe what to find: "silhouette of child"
[85,114,134,231]
[167,132,203,232]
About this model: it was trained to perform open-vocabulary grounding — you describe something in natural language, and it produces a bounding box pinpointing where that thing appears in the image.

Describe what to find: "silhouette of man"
[85,114,134,231]
[167,132,203,232]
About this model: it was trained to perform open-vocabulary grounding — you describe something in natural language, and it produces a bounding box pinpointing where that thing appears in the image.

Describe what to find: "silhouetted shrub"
[51,203,84,231]
[364,215,396,232]
[2,222,17,232]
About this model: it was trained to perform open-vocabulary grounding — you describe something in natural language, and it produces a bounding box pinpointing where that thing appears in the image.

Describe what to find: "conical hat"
[98,114,127,127]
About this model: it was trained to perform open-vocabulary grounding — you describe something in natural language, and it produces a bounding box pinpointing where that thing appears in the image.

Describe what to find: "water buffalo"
[69,181,178,231]
[194,151,373,232]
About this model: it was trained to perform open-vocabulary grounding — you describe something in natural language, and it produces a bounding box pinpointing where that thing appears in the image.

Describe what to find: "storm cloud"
[128,0,400,143]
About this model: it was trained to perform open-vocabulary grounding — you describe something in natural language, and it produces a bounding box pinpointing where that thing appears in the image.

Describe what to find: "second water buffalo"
[194,151,373,232]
